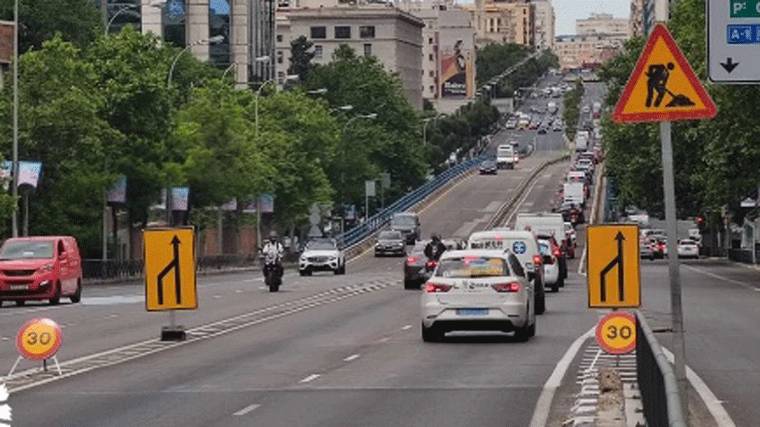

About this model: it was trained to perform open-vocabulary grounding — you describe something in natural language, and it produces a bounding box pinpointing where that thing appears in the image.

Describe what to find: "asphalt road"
[1,76,602,427]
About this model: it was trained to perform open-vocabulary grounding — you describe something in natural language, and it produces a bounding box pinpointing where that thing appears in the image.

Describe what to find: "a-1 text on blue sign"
[728,25,760,44]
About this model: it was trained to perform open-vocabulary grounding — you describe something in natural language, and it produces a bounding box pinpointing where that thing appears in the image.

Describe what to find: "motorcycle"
[262,252,283,292]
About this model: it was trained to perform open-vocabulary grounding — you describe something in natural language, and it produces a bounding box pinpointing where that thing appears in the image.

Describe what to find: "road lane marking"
[529,326,595,427]
[299,374,321,383]
[660,347,736,427]
[343,354,360,362]
[213,295,221,299]
[401,324,412,330]
[233,403,261,416]
[378,337,390,343]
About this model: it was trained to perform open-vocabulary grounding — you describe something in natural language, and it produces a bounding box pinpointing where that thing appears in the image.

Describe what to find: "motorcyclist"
[424,233,447,262]
[262,231,284,277]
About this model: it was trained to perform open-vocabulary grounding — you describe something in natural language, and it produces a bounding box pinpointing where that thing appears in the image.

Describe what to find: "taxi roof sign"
[613,24,717,123]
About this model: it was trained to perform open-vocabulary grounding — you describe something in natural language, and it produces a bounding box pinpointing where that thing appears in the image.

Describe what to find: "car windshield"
[391,216,416,227]
[0,241,54,260]
[305,240,336,250]
[436,256,509,278]
[379,231,402,240]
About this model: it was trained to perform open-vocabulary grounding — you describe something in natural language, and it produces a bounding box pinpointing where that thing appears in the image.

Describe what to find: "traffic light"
[697,215,705,232]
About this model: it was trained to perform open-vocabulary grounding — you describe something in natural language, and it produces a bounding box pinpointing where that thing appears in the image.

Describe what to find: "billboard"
[441,39,475,98]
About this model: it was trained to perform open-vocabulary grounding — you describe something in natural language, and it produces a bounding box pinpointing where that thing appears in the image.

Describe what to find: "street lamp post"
[11,0,18,237]
[222,62,237,81]
[254,73,299,138]
[339,113,377,239]
[165,35,224,225]
[422,113,446,146]
[105,5,133,35]
[330,105,353,114]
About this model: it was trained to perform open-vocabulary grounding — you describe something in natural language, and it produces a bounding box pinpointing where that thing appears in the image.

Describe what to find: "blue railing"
[339,157,485,249]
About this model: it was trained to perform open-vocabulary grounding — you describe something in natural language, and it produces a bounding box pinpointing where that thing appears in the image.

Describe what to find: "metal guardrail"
[635,310,687,427]
[337,157,485,250]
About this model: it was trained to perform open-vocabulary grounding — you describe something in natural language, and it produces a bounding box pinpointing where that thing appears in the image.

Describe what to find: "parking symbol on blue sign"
[513,241,526,254]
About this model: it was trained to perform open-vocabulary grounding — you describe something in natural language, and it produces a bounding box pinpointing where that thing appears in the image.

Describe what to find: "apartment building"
[463,0,533,47]
[630,0,645,38]
[531,0,554,50]
[276,6,424,109]
[554,32,627,69]
[576,12,630,38]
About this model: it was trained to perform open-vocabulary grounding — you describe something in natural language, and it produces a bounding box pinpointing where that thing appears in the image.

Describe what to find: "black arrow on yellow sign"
[156,235,182,305]
[599,232,625,302]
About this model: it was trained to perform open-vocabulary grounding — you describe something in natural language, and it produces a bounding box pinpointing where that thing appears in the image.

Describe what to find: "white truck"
[496,144,516,169]
[575,133,588,152]
[563,182,585,209]
[547,101,558,115]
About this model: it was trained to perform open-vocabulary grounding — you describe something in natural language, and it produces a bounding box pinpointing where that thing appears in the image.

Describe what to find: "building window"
[278,71,285,84]
[314,45,323,59]
[363,43,372,56]
[277,34,283,42]
[360,26,375,38]
[208,0,229,65]
[429,37,434,44]
[277,50,284,64]
[429,70,434,77]
[429,53,434,61]
[429,85,434,93]
[311,26,326,39]
[335,26,351,39]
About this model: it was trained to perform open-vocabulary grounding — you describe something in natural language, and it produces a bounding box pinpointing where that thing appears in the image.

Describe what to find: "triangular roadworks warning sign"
[613,24,717,123]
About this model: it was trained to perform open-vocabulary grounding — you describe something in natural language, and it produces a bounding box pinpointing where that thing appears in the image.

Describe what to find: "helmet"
[431,233,441,243]
[268,230,278,242]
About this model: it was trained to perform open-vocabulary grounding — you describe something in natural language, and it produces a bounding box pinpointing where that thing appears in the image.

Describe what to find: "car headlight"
[329,256,337,261]
[38,264,55,274]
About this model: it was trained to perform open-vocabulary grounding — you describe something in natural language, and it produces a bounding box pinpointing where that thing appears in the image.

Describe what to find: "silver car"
[420,249,536,342]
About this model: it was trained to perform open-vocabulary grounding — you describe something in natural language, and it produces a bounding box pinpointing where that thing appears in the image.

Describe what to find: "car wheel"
[421,323,442,342]
[15,300,25,306]
[535,283,546,315]
[557,274,565,288]
[514,322,532,342]
[299,270,306,276]
[551,282,559,293]
[304,268,312,276]
[0,300,3,308]
[70,280,82,303]
[404,279,419,290]
[49,282,61,305]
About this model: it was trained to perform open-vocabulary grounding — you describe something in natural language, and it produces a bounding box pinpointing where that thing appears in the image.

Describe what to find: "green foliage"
[0,0,102,54]
[288,36,315,82]
[475,43,531,87]
[563,79,585,142]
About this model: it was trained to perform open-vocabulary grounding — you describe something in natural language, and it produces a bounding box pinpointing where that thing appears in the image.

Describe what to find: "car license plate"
[9,284,27,291]
[456,308,488,316]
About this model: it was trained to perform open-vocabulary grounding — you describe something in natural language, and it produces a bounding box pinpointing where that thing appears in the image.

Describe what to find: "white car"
[537,238,560,292]
[677,239,699,259]
[420,250,536,342]
[299,238,345,276]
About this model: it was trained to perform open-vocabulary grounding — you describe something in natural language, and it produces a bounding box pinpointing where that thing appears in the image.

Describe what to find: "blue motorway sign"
[728,25,760,43]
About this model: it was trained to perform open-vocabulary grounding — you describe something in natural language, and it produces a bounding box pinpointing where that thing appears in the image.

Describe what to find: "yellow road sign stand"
[8,318,63,377]
[143,227,197,341]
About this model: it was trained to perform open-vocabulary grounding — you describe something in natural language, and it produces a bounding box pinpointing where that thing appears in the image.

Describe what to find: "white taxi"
[420,250,536,342]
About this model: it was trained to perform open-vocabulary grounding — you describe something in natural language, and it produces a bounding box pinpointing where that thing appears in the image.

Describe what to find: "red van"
[0,236,83,306]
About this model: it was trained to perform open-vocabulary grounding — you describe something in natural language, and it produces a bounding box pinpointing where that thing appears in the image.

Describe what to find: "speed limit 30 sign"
[16,318,62,360]
[595,311,636,354]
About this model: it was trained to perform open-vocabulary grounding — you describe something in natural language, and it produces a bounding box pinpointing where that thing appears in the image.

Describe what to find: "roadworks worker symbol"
[614,24,717,123]
[0,382,11,427]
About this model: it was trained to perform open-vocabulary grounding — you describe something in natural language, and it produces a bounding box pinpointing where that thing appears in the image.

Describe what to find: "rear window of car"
[379,231,402,240]
[391,215,417,227]
[435,257,509,278]
[538,242,550,255]
[0,241,54,260]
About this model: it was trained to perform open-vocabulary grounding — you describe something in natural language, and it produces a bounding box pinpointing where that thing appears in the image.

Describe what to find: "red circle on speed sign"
[595,311,636,354]
[16,318,63,360]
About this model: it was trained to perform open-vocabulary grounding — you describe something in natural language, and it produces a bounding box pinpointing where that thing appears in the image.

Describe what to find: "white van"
[513,213,568,284]
[496,144,516,169]
[467,229,546,314]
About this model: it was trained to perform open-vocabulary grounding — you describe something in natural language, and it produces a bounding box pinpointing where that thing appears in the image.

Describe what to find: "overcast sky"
[552,0,630,36]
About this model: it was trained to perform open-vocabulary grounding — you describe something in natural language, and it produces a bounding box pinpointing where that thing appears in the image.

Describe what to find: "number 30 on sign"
[595,311,636,354]
[16,318,63,360]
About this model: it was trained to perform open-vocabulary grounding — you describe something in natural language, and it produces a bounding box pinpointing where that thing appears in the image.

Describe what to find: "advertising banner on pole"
[441,39,475,98]
[107,175,127,204]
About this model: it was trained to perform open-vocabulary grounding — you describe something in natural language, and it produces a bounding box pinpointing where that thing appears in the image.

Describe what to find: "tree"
[475,43,530,87]
[0,36,119,252]
[288,36,315,82]
[0,0,102,54]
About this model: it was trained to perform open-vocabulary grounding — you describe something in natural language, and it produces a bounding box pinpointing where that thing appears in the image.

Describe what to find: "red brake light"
[553,247,562,257]
[492,282,521,292]
[533,255,543,266]
[426,283,452,293]
[425,260,438,268]
[406,256,419,264]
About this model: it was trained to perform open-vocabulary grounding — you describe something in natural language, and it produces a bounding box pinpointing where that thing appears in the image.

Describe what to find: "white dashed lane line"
[401,324,412,330]
[343,354,360,362]
[233,403,261,416]
[299,374,321,384]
